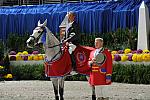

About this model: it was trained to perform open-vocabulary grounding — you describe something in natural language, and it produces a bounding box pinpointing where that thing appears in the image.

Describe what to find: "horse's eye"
[38,31,41,33]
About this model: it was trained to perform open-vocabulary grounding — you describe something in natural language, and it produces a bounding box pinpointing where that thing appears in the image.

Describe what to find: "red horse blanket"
[44,45,94,77]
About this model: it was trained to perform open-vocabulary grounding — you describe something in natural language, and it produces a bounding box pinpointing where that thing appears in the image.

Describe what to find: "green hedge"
[12,64,45,80]
[12,64,87,81]
[12,64,150,84]
[112,64,150,84]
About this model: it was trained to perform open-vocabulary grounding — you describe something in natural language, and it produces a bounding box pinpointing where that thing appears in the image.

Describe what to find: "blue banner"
[0,0,148,40]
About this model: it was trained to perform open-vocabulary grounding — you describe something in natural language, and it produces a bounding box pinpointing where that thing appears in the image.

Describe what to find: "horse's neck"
[45,27,62,62]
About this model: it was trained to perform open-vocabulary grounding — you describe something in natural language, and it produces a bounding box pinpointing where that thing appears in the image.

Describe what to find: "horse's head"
[26,19,47,48]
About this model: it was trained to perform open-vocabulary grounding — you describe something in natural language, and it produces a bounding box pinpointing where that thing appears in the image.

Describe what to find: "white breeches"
[68,43,76,54]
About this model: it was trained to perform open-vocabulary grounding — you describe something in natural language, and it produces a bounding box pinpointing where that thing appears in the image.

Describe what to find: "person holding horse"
[88,38,112,100]
[62,11,81,75]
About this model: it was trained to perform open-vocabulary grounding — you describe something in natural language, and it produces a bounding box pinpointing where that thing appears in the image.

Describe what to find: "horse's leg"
[92,85,96,100]
[51,78,59,100]
[59,77,64,100]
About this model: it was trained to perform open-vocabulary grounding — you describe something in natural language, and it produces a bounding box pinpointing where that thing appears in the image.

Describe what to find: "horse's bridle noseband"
[30,35,36,40]
[30,26,45,43]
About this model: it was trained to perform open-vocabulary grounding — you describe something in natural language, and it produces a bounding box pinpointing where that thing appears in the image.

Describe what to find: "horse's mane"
[43,26,61,62]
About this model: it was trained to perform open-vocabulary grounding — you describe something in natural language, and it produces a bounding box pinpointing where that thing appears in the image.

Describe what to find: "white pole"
[137,1,150,50]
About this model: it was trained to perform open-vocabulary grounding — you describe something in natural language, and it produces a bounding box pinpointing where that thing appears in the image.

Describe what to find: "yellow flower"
[136,54,143,62]
[38,54,44,60]
[33,55,39,60]
[43,54,46,58]
[121,54,128,62]
[4,74,13,79]
[143,49,149,53]
[0,65,4,69]
[124,48,131,54]
[17,52,22,55]
[22,51,28,55]
[16,52,23,60]
[16,55,22,60]
[132,54,137,62]
[142,53,150,61]
[111,51,118,54]
[28,54,33,60]
[112,54,114,60]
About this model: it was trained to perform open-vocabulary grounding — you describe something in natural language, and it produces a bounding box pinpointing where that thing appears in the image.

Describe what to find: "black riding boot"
[60,96,64,100]
[55,96,59,100]
[92,95,96,100]
[53,84,59,100]
[70,53,76,71]
[59,87,64,100]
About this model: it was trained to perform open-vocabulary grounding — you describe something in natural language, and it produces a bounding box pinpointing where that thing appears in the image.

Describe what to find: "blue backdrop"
[0,0,150,40]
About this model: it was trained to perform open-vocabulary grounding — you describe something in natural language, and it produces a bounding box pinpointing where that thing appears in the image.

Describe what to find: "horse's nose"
[26,40,32,45]
[26,41,33,48]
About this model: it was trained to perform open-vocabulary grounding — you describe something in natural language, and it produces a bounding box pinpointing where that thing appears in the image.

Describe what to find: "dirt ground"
[0,81,150,100]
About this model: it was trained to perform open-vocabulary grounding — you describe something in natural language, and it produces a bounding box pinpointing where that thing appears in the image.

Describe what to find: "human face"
[68,13,75,23]
[95,40,103,49]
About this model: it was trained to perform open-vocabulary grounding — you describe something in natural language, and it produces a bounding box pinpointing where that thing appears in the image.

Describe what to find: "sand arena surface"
[0,81,150,100]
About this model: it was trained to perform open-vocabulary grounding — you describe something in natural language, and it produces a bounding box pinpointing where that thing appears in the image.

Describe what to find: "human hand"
[91,58,96,65]
[92,58,96,63]
[63,39,67,43]
[66,42,69,46]
[106,79,111,84]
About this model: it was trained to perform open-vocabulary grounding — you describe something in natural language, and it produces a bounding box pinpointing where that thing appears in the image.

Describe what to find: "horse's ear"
[43,19,47,27]
[38,20,41,26]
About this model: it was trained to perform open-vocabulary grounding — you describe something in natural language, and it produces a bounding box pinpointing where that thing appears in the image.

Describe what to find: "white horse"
[26,19,97,100]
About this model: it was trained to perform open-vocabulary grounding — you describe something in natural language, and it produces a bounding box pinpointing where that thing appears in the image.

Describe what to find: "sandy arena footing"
[0,81,150,100]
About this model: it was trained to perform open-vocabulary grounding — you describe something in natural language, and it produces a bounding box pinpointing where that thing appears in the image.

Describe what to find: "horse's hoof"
[92,95,96,100]
[55,96,59,100]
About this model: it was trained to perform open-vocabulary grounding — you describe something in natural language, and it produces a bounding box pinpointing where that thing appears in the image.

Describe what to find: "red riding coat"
[88,48,112,86]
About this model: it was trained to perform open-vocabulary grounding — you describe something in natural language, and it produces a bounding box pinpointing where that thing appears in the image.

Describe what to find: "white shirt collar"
[70,21,74,25]
[96,47,103,52]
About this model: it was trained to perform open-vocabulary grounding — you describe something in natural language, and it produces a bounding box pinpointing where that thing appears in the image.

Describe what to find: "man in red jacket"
[89,38,112,85]
[88,38,112,100]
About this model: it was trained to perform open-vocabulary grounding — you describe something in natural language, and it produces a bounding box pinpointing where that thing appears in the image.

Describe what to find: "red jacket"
[88,48,112,86]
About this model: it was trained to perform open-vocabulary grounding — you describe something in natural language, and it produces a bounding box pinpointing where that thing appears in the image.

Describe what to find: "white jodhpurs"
[68,43,76,54]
